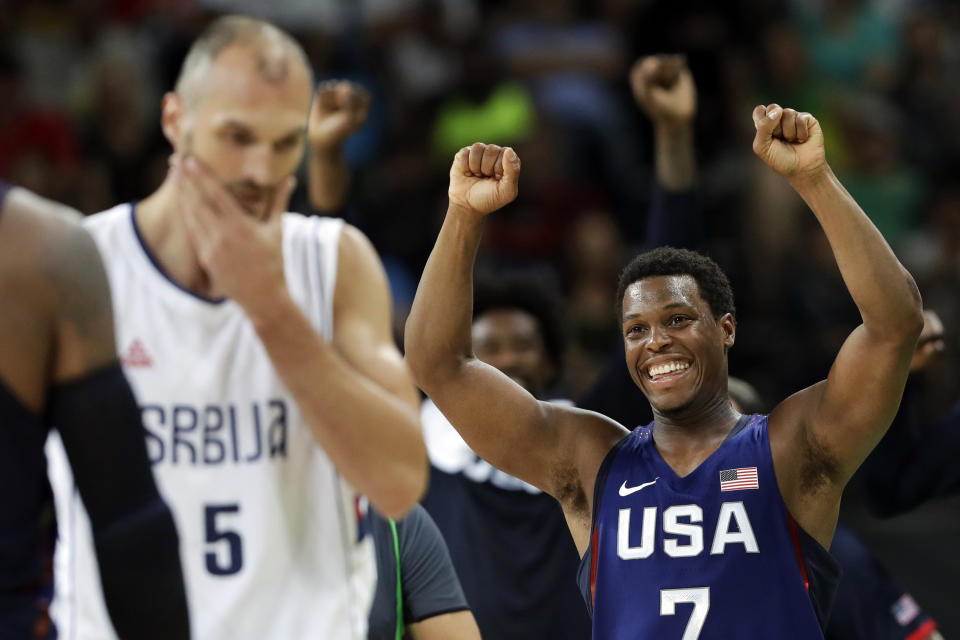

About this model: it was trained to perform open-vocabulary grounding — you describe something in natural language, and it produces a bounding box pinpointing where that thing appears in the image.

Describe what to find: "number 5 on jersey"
[661,587,709,640]
[205,503,243,576]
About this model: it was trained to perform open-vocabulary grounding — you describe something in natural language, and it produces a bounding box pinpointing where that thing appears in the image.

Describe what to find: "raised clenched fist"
[448,143,521,218]
[630,55,696,128]
[752,103,826,181]
[309,80,371,150]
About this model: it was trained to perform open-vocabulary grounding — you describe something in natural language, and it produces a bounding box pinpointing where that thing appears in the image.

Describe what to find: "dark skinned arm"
[404,143,627,553]
[753,105,924,547]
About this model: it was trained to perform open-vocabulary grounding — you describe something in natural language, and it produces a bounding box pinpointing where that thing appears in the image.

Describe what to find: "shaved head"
[174,15,313,108]
[160,15,314,220]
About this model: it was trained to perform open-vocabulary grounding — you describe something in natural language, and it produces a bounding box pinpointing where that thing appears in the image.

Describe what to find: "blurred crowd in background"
[2,0,959,630]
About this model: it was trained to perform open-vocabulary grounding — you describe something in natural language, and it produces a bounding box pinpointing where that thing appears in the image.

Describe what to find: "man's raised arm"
[630,54,705,251]
[404,143,625,508]
[756,104,924,542]
[307,81,370,213]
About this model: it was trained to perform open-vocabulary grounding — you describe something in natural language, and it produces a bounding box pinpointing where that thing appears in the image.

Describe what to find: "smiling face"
[162,43,313,220]
[621,275,736,414]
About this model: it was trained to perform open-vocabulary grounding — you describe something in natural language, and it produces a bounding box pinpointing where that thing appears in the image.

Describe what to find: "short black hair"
[474,271,566,375]
[615,247,735,321]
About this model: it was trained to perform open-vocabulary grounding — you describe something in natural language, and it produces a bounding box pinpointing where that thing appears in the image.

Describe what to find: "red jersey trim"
[785,511,810,591]
[905,619,938,640]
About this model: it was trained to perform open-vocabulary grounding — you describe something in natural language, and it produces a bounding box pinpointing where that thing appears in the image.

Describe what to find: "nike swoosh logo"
[619,477,659,496]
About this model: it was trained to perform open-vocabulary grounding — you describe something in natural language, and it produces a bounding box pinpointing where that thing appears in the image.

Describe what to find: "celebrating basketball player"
[45,16,427,640]
[0,183,189,639]
[405,102,923,638]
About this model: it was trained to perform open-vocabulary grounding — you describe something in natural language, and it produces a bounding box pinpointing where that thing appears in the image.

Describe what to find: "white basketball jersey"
[46,203,376,640]
[421,398,542,494]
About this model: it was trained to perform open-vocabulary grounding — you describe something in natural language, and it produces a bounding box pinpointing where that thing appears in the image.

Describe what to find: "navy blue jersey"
[579,414,839,639]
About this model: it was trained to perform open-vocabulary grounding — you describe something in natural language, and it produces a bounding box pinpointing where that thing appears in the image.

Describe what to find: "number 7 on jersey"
[661,587,710,640]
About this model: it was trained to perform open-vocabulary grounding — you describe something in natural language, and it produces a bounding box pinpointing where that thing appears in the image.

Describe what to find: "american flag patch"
[720,467,759,491]
[891,594,920,626]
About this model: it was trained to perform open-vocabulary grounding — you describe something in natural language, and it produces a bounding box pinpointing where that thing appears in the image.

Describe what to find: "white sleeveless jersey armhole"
[46,205,376,640]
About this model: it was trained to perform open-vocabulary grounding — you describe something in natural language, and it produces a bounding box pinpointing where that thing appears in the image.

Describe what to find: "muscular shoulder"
[0,188,86,306]
[333,223,391,321]
[2,187,82,230]
[0,190,115,389]
[21,201,116,382]
[336,223,384,283]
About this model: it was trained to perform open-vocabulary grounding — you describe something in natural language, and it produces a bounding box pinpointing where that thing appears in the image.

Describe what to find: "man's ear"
[161,92,184,149]
[719,313,736,351]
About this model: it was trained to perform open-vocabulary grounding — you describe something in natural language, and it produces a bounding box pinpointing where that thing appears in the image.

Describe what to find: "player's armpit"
[769,325,917,546]
[815,325,917,467]
[407,610,482,640]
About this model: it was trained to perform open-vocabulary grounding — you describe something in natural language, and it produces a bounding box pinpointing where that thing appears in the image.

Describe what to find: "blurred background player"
[45,15,427,640]
[405,96,923,638]
[857,309,959,516]
[366,504,481,640]
[0,182,189,639]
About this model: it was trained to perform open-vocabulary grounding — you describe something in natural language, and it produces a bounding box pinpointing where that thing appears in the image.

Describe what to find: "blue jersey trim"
[129,202,227,305]
[724,414,751,441]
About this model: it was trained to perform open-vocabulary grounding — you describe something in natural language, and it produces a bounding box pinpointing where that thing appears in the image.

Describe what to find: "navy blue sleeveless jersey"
[578,414,840,639]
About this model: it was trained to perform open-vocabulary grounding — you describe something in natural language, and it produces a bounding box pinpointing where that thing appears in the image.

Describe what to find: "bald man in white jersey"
[46,15,427,639]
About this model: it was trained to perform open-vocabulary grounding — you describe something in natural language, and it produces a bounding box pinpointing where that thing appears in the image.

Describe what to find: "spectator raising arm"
[307,80,370,213]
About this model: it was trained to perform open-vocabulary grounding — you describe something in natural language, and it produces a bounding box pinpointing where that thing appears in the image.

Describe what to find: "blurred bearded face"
[472,309,555,399]
[175,44,312,220]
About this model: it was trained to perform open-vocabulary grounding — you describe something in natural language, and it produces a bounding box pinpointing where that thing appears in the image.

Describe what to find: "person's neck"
[136,176,219,298]
[650,389,741,475]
